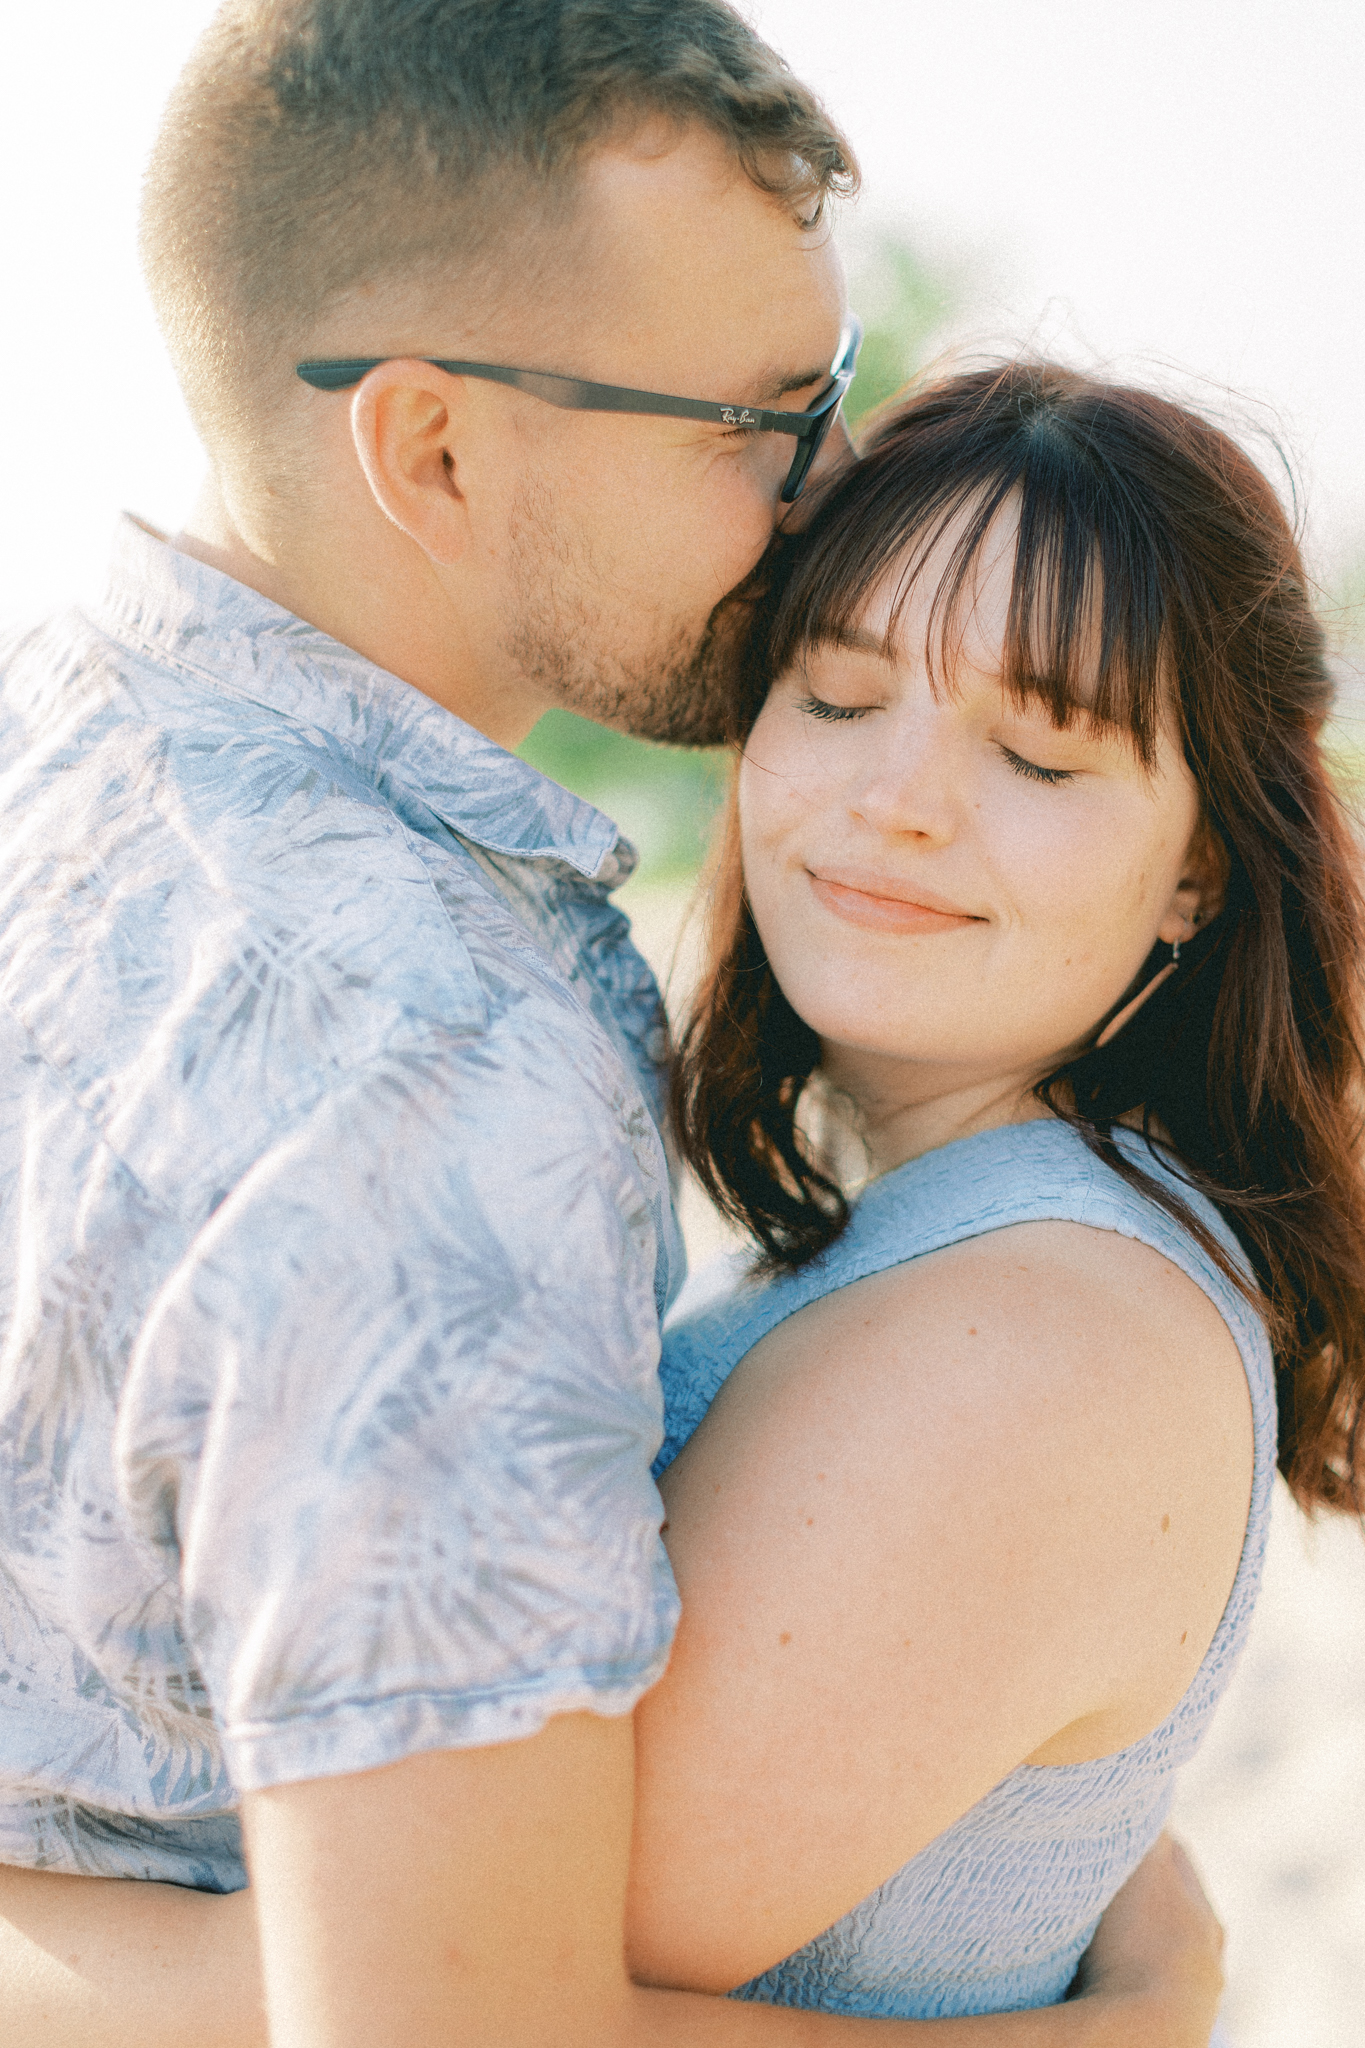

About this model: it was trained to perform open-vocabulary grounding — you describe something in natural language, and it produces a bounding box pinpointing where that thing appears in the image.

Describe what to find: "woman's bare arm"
[628,1221,1252,1991]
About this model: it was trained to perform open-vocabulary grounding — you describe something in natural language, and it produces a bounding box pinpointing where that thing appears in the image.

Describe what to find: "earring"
[1172,908,1202,968]
[1097,907,1204,1049]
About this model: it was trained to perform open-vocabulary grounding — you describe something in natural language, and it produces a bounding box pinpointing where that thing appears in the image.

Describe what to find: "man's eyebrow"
[758,363,834,403]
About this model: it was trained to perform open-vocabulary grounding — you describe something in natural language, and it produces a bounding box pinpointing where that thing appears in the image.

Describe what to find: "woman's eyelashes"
[797,691,876,724]
[797,690,1078,786]
[998,744,1076,786]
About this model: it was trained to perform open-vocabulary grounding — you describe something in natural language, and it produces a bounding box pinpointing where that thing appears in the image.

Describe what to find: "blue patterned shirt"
[0,517,682,1890]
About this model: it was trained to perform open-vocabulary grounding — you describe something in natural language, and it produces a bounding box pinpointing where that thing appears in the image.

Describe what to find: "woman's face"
[739,513,1207,1126]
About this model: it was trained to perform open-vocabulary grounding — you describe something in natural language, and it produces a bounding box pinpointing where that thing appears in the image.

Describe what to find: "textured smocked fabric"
[658,1121,1275,2024]
[0,517,682,1891]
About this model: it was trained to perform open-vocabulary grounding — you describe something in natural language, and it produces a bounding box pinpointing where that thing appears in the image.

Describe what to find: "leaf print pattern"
[0,519,681,1889]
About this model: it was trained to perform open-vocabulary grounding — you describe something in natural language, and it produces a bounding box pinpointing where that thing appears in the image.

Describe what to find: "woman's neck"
[818,1051,1054,1178]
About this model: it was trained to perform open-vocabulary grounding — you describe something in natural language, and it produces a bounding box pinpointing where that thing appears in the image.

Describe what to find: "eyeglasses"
[296,317,862,504]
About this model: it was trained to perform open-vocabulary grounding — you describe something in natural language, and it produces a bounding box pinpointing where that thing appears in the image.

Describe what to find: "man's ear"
[349,362,471,568]
[1156,815,1232,946]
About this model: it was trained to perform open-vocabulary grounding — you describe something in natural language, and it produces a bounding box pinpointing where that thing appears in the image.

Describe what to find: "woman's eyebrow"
[819,624,891,656]
[1008,671,1105,714]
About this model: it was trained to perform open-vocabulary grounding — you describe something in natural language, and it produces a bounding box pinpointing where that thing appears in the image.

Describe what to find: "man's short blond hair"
[141,0,856,465]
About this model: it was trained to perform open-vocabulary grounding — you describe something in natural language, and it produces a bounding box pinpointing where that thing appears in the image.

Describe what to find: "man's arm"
[243,1713,1224,2048]
[0,1866,262,2048]
[0,1722,1222,2048]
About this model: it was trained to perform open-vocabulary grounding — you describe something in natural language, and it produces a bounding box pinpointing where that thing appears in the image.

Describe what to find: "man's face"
[481,126,849,746]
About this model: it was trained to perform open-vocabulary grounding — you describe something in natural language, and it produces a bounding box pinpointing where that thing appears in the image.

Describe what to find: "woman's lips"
[808,872,982,936]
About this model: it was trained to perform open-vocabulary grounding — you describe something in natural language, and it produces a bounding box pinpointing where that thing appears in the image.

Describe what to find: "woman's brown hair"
[674,361,1365,1516]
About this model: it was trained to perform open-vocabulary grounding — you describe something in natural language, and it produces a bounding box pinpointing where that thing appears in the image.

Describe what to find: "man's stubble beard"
[500,478,756,749]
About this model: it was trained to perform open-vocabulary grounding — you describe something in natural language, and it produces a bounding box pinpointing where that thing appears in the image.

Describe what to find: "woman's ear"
[1156,816,1231,947]
[348,362,471,568]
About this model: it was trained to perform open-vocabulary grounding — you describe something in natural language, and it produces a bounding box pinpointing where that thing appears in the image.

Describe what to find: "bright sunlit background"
[2,6,1363,2043]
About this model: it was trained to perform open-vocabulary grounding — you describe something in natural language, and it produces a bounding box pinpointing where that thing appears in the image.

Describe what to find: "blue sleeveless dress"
[656,1121,1275,2022]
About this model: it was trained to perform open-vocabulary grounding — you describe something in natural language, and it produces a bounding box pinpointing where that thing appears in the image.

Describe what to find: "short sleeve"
[115,1013,679,1792]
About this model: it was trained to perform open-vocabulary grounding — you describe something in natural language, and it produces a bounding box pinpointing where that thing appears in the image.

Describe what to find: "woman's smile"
[807,866,984,936]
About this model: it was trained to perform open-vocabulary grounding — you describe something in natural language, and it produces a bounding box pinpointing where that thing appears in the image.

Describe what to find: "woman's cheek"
[981,792,1117,980]
[1038,824,1169,1018]
[740,734,839,856]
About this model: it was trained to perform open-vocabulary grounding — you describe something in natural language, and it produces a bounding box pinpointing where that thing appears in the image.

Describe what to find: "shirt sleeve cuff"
[221,1645,673,1792]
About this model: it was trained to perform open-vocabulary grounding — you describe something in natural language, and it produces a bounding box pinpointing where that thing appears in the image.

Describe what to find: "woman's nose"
[847,709,962,843]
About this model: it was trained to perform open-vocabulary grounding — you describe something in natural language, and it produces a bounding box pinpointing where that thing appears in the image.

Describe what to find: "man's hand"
[1071,1834,1225,2048]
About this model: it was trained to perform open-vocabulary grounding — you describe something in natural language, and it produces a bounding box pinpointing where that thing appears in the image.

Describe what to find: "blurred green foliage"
[843,233,957,430]
[1323,552,1365,801]
[518,715,729,884]
[1329,554,1365,650]
[518,229,955,882]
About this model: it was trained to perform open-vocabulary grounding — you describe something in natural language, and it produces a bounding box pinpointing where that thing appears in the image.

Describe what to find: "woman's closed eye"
[798,692,877,724]
[998,744,1076,786]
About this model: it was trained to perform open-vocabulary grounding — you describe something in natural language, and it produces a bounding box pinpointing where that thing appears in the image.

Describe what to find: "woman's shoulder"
[844,1116,1233,1262]
[659,1116,1274,1480]
[744,1129,1258,1600]
[749,1193,1252,1452]
[836,1118,1270,1375]
[661,1179,1259,1804]
[827,1119,1262,1424]
[680,1115,1259,1522]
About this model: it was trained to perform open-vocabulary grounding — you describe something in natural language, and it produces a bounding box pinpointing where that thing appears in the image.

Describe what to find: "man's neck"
[172,476,302,620]
[172,473,544,751]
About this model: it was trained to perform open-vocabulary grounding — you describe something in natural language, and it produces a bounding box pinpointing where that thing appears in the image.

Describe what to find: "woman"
[622,362,1364,2021]
[3,361,1357,2042]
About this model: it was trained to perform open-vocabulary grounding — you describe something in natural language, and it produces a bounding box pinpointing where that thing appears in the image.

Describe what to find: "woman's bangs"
[904,477,1170,764]
[767,425,1175,769]
[764,470,937,685]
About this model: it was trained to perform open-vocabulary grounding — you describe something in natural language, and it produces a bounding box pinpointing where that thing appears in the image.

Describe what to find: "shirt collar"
[90,514,631,884]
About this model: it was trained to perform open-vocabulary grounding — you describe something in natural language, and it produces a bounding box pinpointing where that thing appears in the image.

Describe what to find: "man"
[0,4,1220,2043]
